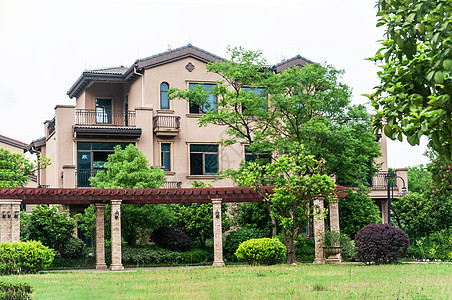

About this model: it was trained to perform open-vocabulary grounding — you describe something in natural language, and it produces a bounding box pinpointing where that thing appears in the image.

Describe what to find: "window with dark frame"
[188,83,216,114]
[241,87,266,115]
[160,82,169,109]
[161,143,171,171]
[95,98,112,124]
[189,144,218,175]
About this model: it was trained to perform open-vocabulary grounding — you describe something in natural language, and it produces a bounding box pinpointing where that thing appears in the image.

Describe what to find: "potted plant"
[322,230,343,256]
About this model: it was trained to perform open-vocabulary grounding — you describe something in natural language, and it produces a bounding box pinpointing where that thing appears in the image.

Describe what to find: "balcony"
[73,109,142,139]
[163,181,182,189]
[153,115,181,137]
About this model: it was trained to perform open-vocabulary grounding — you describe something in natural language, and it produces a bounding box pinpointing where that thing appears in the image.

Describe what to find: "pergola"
[0,186,347,270]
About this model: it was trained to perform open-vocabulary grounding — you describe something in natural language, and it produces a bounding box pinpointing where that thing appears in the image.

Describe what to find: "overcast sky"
[0,0,430,168]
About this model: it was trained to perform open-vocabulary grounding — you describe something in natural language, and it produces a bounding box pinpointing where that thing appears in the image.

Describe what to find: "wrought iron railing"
[48,117,55,136]
[336,171,392,189]
[153,115,181,129]
[76,169,104,187]
[75,109,136,126]
[163,181,182,189]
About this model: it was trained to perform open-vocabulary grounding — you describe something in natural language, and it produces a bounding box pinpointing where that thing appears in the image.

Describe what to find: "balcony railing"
[337,171,396,189]
[163,181,182,189]
[75,109,136,127]
[76,169,104,187]
[153,115,180,129]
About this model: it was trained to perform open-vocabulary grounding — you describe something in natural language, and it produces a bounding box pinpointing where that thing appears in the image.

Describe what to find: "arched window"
[160,82,169,109]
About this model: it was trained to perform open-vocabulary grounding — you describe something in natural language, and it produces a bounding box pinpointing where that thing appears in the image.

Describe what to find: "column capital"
[110,200,122,205]
[211,198,222,204]
[95,202,107,208]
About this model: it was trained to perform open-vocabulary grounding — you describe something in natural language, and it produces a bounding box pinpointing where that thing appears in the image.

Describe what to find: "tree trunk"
[265,201,277,237]
[282,228,298,264]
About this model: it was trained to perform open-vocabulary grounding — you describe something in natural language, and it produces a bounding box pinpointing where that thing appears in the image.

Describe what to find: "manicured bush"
[235,238,287,265]
[152,226,192,251]
[0,282,32,300]
[59,237,86,259]
[355,223,409,264]
[0,241,54,274]
[224,228,265,261]
[339,233,355,262]
[408,228,452,261]
[183,248,213,264]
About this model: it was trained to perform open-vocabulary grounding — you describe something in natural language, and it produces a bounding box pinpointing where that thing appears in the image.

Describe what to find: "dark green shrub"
[235,238,286,265]
[59,237,86,259]
[0,282,32,299]
[152,226,192,251]
[339,233,355,262]
[355,223,409,264]
[295,237,315,262]
[409,228,452,261]
[183,248,213,264]
[107,245,185,266]
[224,228,264,261]
[0,241,54,274]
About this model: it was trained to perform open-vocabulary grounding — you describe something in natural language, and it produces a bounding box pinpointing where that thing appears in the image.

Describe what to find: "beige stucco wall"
[84,83,124,112]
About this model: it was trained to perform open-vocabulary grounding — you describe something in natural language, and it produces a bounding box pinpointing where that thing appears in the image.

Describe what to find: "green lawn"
[1,263,451,299]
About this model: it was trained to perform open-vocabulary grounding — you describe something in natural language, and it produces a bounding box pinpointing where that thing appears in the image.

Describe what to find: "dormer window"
[160,82,169,109]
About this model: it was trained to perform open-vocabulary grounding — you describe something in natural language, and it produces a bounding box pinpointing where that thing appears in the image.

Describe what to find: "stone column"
[95,203,108,269]
[109,200,124,271]
[313,199,326,264]
[0,199,22,243]
[212,199,224,267]
[327,198,342,264]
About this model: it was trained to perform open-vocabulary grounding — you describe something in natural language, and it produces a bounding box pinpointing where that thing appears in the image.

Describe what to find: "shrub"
[354,223,409,264]
[0,282,32,300]
[339,233,355,262]
[152,226,192,251]
[0,241,54,274]
[295,237,315,262]
[409,228,452,261]
[183,248,213,264]
[224,228,265,261]
[59,237,86,259]
[235,238,287,265]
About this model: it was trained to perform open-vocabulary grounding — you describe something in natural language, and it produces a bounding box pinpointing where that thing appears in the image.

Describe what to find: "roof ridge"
[136,44,224,63]
[272,54,315,68]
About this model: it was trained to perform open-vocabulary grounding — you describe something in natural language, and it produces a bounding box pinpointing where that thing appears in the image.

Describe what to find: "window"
[244,145,271,164]
[190,144,218,175]
[161,143,171,171]
[95,98,112,124]
[241,87,266,115]
[160,82,169,109]
[188,83,216,114]
[77,142,133,187]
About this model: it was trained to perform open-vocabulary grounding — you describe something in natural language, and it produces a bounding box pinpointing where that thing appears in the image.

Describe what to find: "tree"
[26,205,75,253]
[369,0,452,161]
[0,147,34,188]
[338,190,381,239]
[90,144,173,245]
[407,165,432,194]
[231,146,336,264]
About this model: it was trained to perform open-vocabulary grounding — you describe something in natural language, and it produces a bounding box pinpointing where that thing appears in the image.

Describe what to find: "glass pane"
[161,143,170,151]
[93,152,110,169]
[190,144,217,153]
[160,82,169,90]
[161,91,169,109]
[92,142,118,151]
[190,153,203,175]
[77,152,91,170]
[77,142,91,150]
[163,152,170,171]
[205,154,218,174]
[96,98,112,107]
[189,102,200,114]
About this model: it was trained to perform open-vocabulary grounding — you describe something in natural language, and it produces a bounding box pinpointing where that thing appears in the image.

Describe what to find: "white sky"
[0,0,430,168]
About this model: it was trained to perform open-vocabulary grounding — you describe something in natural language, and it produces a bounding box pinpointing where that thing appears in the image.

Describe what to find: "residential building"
[26,44,406,223]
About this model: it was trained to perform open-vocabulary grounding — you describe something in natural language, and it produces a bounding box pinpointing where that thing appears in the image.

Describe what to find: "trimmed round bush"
[152,226,192,251]
[224,228,265,261]
[0,241,54,274]
[59,237,86,259]
[355,223,410,264]
[235,238,287,265]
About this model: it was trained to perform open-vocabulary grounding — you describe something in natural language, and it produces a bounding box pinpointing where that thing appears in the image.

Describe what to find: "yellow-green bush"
[235,238,286,265]
[0,241,54,274]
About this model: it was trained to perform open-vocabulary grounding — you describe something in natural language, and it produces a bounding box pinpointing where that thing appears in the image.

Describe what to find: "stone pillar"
[327,198,342,264]
[313,199,326,264]
[95,203,108,270]
[62,165,76,188]
[0,199,22,243]
[109,200,124,271]
[212,199,224,267]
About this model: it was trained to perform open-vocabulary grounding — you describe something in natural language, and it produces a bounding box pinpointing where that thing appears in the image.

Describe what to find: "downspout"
[134,67,144,106]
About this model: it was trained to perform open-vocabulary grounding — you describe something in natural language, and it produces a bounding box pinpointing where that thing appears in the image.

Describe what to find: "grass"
[1,263,451,299]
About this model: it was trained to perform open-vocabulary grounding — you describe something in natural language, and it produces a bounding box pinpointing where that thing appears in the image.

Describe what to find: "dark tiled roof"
[273,54,315,68]
[84,66,130,75]
[0,135,28,150]
[136,44,224,63]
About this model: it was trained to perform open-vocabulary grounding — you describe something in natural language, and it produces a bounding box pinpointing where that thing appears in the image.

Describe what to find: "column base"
[212,261,225,267]
[326,258,342,264]
[313,258,326,264]
[95,263,108,270]
[109,264,124,271]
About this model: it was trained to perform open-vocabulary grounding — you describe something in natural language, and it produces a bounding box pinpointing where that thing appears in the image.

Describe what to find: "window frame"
[95,98,113,124]
[160,82,170,110]
[188,83,217,114]
[159,142,173,172]
[188,143,219,176]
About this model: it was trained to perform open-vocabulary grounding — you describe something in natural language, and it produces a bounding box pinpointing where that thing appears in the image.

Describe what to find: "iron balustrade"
[48,117,55,135]
[336,171,394,189]
[75,109,136,126]
[153,115,181,129]
[76,169,104,187]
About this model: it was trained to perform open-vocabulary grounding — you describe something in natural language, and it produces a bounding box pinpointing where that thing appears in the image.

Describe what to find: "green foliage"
[369,0,452,161]
[407,165,432,194]
[0,147,34,188]
[224,228,265,262]
[0,282,33,300]
[295,237,315,262]
[75,204,96,246]
[339,233,355,262]
[0,241,54,274]
[321,230,341,248]
[89,144,166,189]
[409,228,452,261]
[152,226,192,251]
[235,238,287,265]
[233,202,273,237]
[338,190,381,239]
[26,205,75,254]
[19,211,31,241]
[59,237,86,259]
